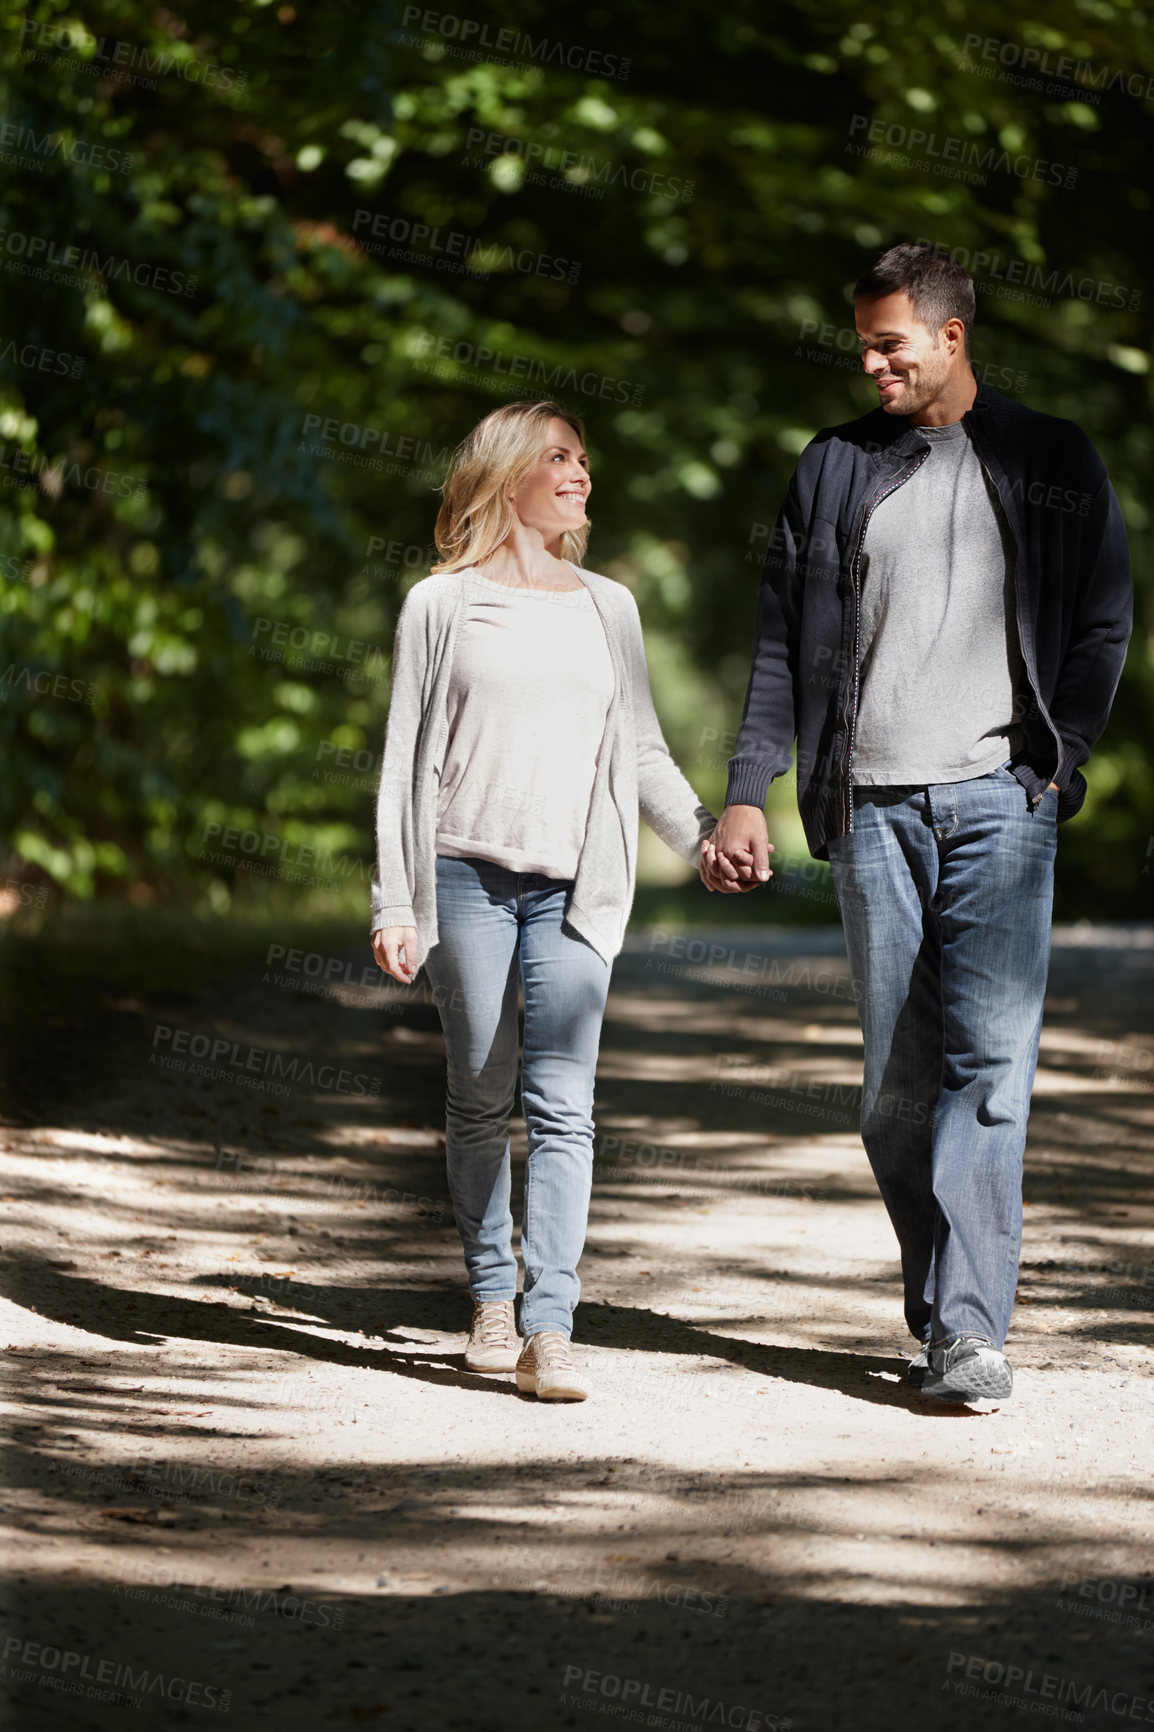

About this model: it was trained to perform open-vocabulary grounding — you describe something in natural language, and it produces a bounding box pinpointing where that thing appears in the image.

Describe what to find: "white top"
[372,566,716,968]
[434,567,616,879]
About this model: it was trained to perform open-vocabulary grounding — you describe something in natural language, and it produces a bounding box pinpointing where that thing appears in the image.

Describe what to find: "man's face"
[854,290,956,417]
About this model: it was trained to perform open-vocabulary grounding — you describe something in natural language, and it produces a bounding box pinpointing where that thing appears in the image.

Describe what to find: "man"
[705,241,1132,1403]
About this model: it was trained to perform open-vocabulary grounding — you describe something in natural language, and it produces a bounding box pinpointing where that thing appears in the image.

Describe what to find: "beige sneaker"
[464,1299,519,1372]
[514,1330,587,1401]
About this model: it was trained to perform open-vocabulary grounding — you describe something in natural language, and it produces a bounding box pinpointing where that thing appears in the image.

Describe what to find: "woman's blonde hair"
[431,400,590,573]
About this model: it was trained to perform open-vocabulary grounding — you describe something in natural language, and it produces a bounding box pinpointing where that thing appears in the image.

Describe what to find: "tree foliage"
[1,0,1150,918]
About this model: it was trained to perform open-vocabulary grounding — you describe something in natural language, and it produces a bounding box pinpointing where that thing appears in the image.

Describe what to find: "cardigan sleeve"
[619,589,717,863]
[370,585,431,934]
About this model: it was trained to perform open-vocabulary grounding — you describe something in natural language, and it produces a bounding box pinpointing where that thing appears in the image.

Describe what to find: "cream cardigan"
[371,564,716,968]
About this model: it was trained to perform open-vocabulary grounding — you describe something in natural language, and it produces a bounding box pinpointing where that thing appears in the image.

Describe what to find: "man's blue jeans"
[423,854,611,1339]
[827,765,1057,1350]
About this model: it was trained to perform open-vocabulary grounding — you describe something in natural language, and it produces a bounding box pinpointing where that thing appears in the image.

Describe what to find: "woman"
[370,400,716,1401]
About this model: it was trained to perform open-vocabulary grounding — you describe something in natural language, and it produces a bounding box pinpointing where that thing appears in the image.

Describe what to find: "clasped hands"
[698,804,774,895]
[374,806,775,985]
[700,780,1058,893]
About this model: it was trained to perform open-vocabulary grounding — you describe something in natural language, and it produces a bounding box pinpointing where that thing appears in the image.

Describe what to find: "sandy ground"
[1,919,1152,1732]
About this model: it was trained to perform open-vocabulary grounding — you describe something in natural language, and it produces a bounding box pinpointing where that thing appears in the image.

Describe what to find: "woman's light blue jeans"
[827,764,1057,1351]
[424,853,611,1339]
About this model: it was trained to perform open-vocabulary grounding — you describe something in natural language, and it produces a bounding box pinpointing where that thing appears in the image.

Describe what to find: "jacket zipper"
[841,450,930,834]
[965,421,1063,800]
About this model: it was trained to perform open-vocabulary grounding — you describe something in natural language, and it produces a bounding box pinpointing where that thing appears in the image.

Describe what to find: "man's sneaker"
[515,1331,587,1401]
[464,1299,519,1372]
[906,1345,930,1388]
[918,1334,1013,1402]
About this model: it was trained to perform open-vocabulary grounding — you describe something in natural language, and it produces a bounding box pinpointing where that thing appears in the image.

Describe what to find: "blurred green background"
[1,0,1151,943]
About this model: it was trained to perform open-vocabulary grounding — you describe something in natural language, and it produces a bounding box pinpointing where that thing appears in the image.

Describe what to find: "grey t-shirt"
[852,419,1024,786]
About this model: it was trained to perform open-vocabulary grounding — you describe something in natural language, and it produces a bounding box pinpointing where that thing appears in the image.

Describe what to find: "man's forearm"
[725,480,809,808]
[724,595,797,807]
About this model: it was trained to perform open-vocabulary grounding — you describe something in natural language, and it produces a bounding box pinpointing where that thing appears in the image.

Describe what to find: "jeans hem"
[520,1319,573,1340]
[930,1326,1004,1351]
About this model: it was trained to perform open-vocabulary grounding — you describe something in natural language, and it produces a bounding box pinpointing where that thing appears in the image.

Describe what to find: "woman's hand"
[372,925,419,984]
[698,820,771,894]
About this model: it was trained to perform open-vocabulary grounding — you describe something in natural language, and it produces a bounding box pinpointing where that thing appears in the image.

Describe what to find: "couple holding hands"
[370,242,1131,1408]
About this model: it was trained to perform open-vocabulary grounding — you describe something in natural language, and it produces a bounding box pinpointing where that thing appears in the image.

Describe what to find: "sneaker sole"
[514,1371,587,1401]
[465,1353,519,1373]
[920,1361,1014,1402]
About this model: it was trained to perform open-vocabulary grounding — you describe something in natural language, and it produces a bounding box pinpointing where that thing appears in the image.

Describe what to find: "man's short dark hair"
[853,242,975,357]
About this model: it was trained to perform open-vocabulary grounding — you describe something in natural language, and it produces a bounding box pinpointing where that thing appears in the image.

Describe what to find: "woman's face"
[509,417,590,547]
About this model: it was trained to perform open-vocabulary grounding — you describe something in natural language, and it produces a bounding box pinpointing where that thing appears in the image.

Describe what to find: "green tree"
[1,0,1149,918]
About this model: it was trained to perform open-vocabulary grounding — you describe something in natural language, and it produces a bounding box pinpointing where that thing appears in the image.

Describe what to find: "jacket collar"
[866,366,1011,463]
[963,367,1009,429]
[961,369,1016,472]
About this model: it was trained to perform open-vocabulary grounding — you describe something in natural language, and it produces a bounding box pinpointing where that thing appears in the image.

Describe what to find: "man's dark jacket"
[724,372,1133,859]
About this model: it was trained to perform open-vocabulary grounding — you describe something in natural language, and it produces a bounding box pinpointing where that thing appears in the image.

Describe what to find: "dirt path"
[2,920,1152,1732]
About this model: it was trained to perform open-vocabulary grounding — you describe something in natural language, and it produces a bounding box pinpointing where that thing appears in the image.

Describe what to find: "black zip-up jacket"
[725,372,1133,858]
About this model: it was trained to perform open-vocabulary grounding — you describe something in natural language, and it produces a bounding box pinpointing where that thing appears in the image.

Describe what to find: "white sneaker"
[464,1299,519,1372]
[515,1331,587,1400]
